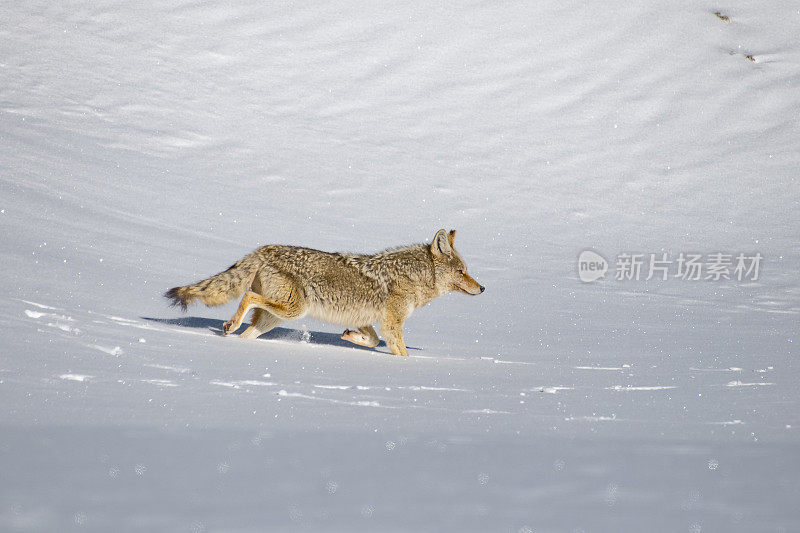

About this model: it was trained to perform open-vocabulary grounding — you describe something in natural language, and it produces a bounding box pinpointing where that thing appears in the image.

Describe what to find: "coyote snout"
[166,228,483,356]
[458,272,485,295]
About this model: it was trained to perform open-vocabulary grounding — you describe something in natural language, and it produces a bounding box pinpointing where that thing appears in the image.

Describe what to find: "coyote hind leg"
[341,325,379,348]
[222,277,306,336]
[239,309,282,339]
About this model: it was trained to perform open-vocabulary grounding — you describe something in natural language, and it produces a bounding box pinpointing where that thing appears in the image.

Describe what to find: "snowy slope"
[1,0,799,531]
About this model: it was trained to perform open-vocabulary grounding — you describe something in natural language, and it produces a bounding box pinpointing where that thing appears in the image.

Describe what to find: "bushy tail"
[165,252,262,311]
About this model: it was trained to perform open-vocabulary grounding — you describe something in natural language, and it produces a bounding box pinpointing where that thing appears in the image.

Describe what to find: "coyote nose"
[479,285,485,293]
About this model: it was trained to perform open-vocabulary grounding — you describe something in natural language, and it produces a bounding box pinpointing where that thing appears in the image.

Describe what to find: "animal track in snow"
[48,322,81,334]
[564,415,618,422]
[59,373,92,382]
[210,379,276,389]
[574,366,630,371]
[24,309,81,334]
[725,380,774,387]
[690,367,742,372]
[480,357,536,366]
[405,385,470,392]
[277,389,390,408]
[105,315,214,338]
[711,420,744,426]
[144,363,193,374]
[87,344,122,356]
[312,384,471,392]
[17,299,58,310]
[606,385,676,391]
[140,379,178,387]
[537,386,574,394]
[24,309,75,322]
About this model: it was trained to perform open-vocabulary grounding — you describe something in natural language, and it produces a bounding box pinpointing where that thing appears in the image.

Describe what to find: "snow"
[1,0,799,531]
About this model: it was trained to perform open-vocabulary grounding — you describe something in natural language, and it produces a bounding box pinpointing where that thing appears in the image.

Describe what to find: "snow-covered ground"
[2,0,799,531]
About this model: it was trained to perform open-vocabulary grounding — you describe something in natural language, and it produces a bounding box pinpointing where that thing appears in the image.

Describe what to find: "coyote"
[165,229,484,356]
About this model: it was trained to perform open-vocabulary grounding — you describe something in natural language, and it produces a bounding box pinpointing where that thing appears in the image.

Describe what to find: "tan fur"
[165,229,484,356]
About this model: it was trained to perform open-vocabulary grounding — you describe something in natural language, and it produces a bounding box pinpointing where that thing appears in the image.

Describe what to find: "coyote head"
[430,229,485,296]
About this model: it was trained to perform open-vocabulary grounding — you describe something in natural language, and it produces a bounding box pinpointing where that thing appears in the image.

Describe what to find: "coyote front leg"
[380,319,408,357]
[341,325,380,348]
[380,298,410,356]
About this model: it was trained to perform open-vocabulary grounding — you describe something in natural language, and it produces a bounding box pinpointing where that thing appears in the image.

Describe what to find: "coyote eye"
[459,269,466,275]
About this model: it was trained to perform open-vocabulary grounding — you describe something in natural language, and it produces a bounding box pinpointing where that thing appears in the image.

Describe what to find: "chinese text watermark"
[578,250,761,283]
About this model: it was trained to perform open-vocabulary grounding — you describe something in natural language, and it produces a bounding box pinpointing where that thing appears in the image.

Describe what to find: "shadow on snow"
[141,316,419,352]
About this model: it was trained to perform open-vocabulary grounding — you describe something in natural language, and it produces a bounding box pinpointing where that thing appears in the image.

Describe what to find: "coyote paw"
[222,321,234,336]
[341,329,370,346]
[341,329,359,342]
[388,343,409,357]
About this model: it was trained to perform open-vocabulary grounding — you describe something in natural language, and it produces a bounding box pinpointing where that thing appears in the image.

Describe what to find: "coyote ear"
[431,229,451,257]
[448,229,456,248]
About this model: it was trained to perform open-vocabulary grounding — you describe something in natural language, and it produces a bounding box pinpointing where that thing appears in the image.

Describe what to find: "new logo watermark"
[578,250,762,283]
[577,250,609,282]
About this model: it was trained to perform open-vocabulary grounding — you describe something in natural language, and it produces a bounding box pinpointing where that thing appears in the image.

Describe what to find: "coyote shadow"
[142,316,420,352]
